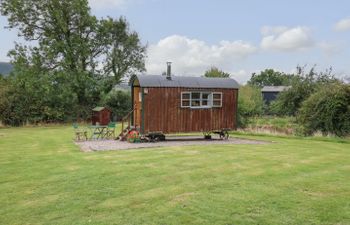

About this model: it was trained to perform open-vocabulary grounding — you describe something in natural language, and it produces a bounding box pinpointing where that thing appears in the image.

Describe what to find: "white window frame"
[190,92,203,108]
[212,92,222,107]
[180,91,222,109]
[181,92,191,108]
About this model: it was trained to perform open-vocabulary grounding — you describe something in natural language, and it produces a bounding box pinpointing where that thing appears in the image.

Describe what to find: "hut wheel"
[219,130,229,140]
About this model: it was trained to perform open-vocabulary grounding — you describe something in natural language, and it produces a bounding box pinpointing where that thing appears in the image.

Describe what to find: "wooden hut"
[121,64,239,140]
[92,107,111,125]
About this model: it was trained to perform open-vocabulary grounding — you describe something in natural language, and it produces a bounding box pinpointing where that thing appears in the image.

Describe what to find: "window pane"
[182,100,190,106]
[192,92,200,99]
[191,100,201,107]
[182,93,190,99]
[213,100,221,106]
[202,93,210,100]
[202,100,209,106]
[213,93,221,100]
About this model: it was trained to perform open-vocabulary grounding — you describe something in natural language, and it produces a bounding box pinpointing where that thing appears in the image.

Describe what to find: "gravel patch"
[75,136,269,152]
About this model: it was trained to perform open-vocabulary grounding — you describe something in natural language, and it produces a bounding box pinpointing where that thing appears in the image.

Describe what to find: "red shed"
[92,107,111,125]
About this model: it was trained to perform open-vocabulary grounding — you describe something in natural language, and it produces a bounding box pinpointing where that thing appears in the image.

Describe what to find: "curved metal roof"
[130,75,239,89]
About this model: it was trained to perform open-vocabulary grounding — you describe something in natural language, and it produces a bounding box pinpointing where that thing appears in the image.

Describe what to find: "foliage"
[99,17,146,84]
[237,85,264,127]
[204,66,230,78]
[0,69,77,126]
[0,0,146,124]
[270,66,338,116]
[100,89,132,121]
[0,126,350,224]
[297,83,350,137]
[248,69,294,87]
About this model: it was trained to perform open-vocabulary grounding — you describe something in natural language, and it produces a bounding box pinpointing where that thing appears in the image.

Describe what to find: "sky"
[1,0,350,83]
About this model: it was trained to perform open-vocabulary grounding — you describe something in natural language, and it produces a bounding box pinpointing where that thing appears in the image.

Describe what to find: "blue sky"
[1,0,350,83]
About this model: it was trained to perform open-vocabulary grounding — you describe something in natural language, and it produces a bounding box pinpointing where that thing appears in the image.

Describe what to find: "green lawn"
[0,126,349,225]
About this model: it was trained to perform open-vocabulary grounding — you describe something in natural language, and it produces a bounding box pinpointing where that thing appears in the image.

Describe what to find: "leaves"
[204,67,230,78]
[297,83,350,137]
[248,69,293,87]
[0,0,146,124]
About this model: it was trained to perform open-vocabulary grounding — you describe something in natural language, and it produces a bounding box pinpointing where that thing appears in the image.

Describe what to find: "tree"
[99,17,146,85]
[248,69,293,87]
[204,67,230,78]
[1,0,146,121]
[100,89,131,121]
[270,66,337,116]
[297,83,350,137]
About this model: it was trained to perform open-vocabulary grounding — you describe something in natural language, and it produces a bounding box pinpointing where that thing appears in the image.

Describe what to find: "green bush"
[0,72,78,126]
[101,89,131,121]
[237,85,264,127]
[297,83,350,137]
[269,66,337,116]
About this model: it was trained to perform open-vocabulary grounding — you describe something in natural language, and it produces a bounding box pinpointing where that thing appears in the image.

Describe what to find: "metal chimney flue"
[166,62,172,80]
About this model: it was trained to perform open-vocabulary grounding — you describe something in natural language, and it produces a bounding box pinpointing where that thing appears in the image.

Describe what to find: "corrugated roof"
[261,86,291,92]
[130,75,240,89]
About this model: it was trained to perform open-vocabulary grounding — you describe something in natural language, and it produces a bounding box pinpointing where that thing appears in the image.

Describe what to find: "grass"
[0,126,349,225]
[243,116,297,135]
[247,116,296,129]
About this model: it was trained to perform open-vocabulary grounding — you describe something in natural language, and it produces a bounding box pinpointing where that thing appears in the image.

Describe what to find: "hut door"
[133,86,142,128]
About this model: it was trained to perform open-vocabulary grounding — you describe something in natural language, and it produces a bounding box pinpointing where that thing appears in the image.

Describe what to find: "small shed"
[261,86,291,104]
[92,107,111,125]
[125,66,239,136]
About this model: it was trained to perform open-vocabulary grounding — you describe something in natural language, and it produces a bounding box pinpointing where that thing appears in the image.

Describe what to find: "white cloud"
[146,35,256,76]
[88,0,126,9]
[260,26,288,36]
[334,18,350,32]
[230,70,250,84]
[318,41,342,56]
[260,26,314,51]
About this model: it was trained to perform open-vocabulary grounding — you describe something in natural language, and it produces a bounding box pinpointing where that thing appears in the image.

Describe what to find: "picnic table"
[89,125,108,140]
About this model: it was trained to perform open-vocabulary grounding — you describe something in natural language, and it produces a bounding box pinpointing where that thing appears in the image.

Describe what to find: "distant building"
[261,86,291,104]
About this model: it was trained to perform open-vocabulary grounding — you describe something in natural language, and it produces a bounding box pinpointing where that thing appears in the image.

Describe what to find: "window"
[181,91,222,108]
[191,92,201,107]
[181,92,190,107]
[212,92,222,107]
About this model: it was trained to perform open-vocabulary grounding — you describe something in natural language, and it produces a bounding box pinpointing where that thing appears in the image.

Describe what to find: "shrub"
[101,89,131,121]
[237,85,264,127]
[297,83,350,137]
[270,66,337,116]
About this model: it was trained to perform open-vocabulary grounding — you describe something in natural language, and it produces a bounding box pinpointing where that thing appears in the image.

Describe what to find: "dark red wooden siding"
[92,108,111,125]
[142,87,238,134]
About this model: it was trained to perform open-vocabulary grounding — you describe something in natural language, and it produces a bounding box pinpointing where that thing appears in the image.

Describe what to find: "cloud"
[334,18,350,32]
[260,26,288,36]
[146,35,257,76]
[88,0,126,9]
[230,70,251,84]
[260,26,314,51]
[318,41,342,56]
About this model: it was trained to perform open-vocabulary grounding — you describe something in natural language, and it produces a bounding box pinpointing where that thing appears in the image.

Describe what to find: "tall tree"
[204,66,230,78]
[1,0,146,119]
[248,69,293,87]
[99,17,146,85]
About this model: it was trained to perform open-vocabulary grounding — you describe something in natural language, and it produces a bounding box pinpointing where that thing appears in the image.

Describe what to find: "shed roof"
[92,106,108,111]
[261,86,291,92]
[130,75,240,89]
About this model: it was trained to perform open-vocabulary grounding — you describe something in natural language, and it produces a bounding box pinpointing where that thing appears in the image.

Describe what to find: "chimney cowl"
[166,62,172,80]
